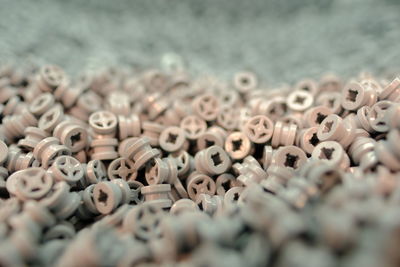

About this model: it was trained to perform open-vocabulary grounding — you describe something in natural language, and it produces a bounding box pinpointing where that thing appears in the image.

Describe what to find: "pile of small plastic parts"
[0,63,400,267]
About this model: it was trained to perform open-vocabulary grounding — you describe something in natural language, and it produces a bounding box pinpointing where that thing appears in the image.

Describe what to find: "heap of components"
[0,63,399,266]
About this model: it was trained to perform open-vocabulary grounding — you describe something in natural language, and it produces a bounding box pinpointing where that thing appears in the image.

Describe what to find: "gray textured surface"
[0,0,399,85]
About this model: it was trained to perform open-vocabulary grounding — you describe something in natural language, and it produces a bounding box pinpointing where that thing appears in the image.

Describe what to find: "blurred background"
[0,0,399,86]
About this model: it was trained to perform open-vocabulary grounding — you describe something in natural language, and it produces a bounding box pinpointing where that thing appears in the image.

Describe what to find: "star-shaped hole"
[294,95,306,105]
[232,139,243,151]
[316,112,327,124]
[319,147,335,160]
[167,133,178,144]
[346,89,359,102]
[284,153,299,168]
[205,139,215,147]
[211,152,223,166]
[70,132,81,147]
[309,133,320,146]
[98,189,108,204]
[322,121,334,133]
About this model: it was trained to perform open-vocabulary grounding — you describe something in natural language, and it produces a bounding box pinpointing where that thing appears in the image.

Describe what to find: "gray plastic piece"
[271,121,298,148]
[17,127,49,151]
[90,137,119,161]
[0,140,8,165]
[341,81,377,111]
[29,93,56,117]
[244,115,274,144]
[312,141,350,170]
[141,184,172,209]
[195,145,231,176]
[141,121,165,146]
[233,156,267,186]
[53,120,88,153]
[122,203,164,241]
[2,108,38,142]
[225,131,253,160]
[105,91,131,116]
[192,93,220,121]
[186,172,216,203]
[216,105,238,130]
[38,105,65,132]
[37,65,67,92]
[197,126,227,150]
[33,137,71,168]
[180,115,207,140]
[123,137,160,170]
[89,110,118,136]
[48,155,84,185]
[117,114,141,140]
[159,126,187,153]
[271,145,308,170]
[93,179,135,214]
[13,168,53,200]
[368,100,392,133]
[215,173,241,196]
[317,114,356,148]
[80,159,107,187]
[233,71,258,94]
[107,157,137,181]
[287,90,314,111]
[170,199,199,215]
[40,181,81,219]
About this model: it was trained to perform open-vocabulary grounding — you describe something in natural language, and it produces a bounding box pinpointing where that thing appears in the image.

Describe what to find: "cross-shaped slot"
[211,152,223,166]
[167,133,178,144]
[46,113,54,122]
[241,77,249,85]
[346,89,359,102]
[232,139,243,151]
[284,153,299,168]
[205,139,215,147]
[316,112,327,124]
[294,95,306,105]
[319,147,335,160]
[70,132,81,146]
[309,133,320,146]
[98,189,108,204]
[322,121,334,133]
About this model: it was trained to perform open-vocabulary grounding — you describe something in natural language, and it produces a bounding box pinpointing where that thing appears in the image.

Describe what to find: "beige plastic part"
[186,172,216,203]
[233,71,258,94]
[271,121,297,148]
[107,157,137,181]
[89,110,118,136]
[170,199,199,215]
[317,114,356,148]
[312,141,350,170]
[271,145,308,170]
[17,127,49,152]
[233,156,267,186]
[53,120,88,153]
[117,114,141,140]
[194,145,231,176]
[287,90,314,111]
[192,93,220,121]
[244,115,274,144]
[33,137,71,169]
[0,140,8,165]
[225,131,253,160]
[123,137,160,170]
[141,184,172,209]
[197,126,227,150]
[93,179,134,214]
[159,126,187,153]
[90,137,119,161]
